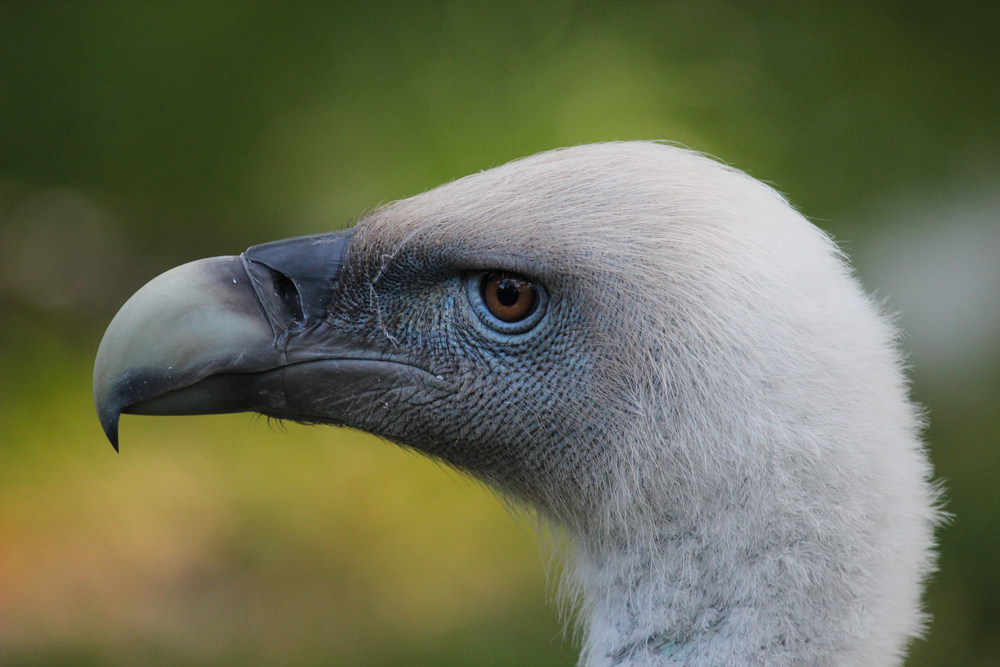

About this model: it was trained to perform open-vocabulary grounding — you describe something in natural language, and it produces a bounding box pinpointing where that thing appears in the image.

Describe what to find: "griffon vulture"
[94,142,938,666]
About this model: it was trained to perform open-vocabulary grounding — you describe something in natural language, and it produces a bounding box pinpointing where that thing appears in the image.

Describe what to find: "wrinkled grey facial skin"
[316,229,607,512]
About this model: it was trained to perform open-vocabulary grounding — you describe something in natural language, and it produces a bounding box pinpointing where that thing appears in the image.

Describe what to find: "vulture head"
[93,142,937,666]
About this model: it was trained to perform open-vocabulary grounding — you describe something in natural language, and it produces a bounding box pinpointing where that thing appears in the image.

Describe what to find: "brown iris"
[481,271,538,322]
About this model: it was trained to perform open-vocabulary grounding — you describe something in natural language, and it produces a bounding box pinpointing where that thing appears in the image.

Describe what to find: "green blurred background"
[1,2,998,665]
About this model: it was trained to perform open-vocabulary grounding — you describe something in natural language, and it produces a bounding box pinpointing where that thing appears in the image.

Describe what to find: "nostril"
[272,271,304,324]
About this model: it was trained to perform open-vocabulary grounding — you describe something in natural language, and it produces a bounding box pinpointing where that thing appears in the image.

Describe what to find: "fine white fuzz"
[360,142,939,666]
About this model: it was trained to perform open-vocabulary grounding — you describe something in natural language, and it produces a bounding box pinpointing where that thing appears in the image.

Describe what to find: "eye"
[466,270,549,335]
[482,271,537,322]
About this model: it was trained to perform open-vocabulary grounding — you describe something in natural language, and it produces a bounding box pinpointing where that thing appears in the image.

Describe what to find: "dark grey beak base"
[93,230,353,450]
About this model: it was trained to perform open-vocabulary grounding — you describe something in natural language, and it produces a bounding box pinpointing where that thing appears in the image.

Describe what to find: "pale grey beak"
[94,230,353,450]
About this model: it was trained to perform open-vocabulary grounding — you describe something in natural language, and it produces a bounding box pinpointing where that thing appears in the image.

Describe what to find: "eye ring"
[466,271,549,335]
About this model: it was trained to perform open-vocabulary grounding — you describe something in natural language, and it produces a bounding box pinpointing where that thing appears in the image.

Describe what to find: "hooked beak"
[94,230,354,450]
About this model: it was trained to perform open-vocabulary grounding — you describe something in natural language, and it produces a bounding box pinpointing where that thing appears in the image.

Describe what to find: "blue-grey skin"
[94,225,606,515]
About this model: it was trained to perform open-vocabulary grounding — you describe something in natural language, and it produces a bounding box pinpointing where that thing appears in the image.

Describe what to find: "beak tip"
[101,419,120,452]
[102,418,120,452]
[96,396,121,452]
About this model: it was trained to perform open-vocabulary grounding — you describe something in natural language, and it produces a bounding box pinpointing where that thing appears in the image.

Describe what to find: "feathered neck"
[571,484,804,666]
[562,407,934,667]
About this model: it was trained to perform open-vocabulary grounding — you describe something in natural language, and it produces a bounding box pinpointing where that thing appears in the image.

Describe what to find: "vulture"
[93,142,938,667]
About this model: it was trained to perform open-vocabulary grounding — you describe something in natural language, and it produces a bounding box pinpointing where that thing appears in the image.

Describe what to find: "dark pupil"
[496,279,521,307]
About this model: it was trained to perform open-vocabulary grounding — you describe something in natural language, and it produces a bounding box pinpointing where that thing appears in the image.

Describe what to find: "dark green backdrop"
[1,2,998,665]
